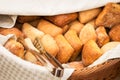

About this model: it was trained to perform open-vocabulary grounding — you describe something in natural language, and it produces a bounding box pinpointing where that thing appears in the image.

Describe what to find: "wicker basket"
[68,58,120,80]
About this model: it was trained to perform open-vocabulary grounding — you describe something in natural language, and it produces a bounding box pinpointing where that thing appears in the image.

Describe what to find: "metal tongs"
[18,37,64,78]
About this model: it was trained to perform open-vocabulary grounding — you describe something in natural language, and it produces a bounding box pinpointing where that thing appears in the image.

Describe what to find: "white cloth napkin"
[0,0,120,16]
[0,15,17,28]
[0,34,74,80]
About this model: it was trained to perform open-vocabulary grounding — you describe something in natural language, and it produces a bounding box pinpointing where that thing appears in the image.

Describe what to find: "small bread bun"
[79,23,97,44]
[0,27,24,38]
[4,39,25,58]
[40,34,59,57]
[79,8,102,24]
[64,29,83,61]
[22,23,44,42]
[44,13,78,27]
[69,20,84,35]
[55,34,74,63]
[96,26,110,47]
[101,41,120,53]
[95,3,120,27]
[37,19,63,37]
[82,40,103,66]
[109,24,120,41]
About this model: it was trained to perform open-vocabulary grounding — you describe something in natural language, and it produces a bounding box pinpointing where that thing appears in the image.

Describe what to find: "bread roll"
[37,19,63,37]
[55,34,74,63]
[69,20,84,35]
[79,8,102,23]
[0,27,24,38]
[44,13,78,27]
[4,39,25,58]
[40,34,59,57]
[64,29,82,61]
[17,16,40,23]
[24,51,37,63]
[96,26,110,47]
[82,40,103,66]
[101,41,120,53]
[22,23,44,42]
[95,3,120,27]
[79,23,97,44]
[109,24,120,41]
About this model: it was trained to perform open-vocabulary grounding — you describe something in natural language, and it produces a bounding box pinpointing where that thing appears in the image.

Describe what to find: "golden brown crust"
[96,26,110,47]
[82,40,103,66]
[79,8,102,24]
[40,34,59,57]
[64,29,83,61]
[44,13,78,27]
[17,16,40,23]
[79,23,97,44]
[37,19,63,37]
[4,39,25,58]
[0,27,24,38]
[109,24,120,41]
[55,34,74,63]
[22,23,44,42]
[95,3,120,27]
[69,20,84,35]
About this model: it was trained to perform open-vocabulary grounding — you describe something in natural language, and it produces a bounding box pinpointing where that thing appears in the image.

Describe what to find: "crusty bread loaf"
[0,27,24,38]
[69,20,84,35]
[82,40,103,66]
[44,13,78,27]
[4,39,25,58]
[95,3,120,27]
[37,19,63,37]
[109,24,120,41]
[96,26,110,47]
[64,29,83,61]
[79,23,97,44]
[55,34,74,63]
[22,23,44,42]
[40,34,59,57]
[79,8,102,24]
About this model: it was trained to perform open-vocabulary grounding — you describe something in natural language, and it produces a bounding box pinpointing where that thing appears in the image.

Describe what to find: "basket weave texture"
[68,59,120,80]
